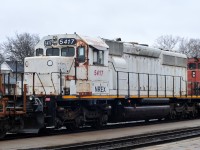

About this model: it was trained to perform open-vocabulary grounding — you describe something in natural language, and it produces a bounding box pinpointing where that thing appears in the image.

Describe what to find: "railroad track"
[35,126,200,150]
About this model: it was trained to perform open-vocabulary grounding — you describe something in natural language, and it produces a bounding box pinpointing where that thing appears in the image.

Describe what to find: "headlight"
[29,96,34,101]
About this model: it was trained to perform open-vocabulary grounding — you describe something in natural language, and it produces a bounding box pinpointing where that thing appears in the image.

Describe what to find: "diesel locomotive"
[0,33,200,138]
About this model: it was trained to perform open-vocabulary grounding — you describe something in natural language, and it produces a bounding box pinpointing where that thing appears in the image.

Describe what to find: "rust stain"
[65,75,75,80]
[76,40,89,80]
[78,92,92,96]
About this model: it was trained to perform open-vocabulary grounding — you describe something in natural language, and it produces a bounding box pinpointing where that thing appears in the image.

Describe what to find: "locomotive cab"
[75,36,109,96]
[24,34,110,97]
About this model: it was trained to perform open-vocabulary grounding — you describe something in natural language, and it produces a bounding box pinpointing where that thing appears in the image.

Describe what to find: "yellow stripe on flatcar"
[62,95,77,99]
[62,95,124,99]
[62,95,200,100]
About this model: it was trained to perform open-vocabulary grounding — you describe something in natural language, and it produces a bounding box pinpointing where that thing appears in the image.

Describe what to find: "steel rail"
[40,126,200,150]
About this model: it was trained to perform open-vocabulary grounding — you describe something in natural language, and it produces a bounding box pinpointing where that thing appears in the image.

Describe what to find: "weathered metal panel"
[162,51,187,67]
[104,40,123,56]
[88,66,108,81]
[76,66,87,80]
[123,43,161,58]
[92,81,109,95]
[88,66,109,95]
[79,35,109,50]
[24,57,75,95]
[123,43,139,55]
[176,57,187,67]
[76,80,91,94]
[163,54,176,66]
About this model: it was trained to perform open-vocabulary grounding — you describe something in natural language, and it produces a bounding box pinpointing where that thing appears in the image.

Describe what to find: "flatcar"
[0,33,200,138]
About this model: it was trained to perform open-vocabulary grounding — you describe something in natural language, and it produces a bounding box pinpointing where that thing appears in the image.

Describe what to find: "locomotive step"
[7,100,16,104]
[6,106,23,111]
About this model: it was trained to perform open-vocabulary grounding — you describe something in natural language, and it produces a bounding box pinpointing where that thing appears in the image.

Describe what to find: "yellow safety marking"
[62,95,200,100]
[62,95,77,99]
[62,95,124,99]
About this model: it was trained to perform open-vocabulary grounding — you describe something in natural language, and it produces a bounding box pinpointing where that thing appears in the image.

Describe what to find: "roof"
[79,35,109,51]
[0,62,12,73]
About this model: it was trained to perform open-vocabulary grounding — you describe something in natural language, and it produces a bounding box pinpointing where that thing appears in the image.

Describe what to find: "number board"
[59,38,76,45]
[44,39,52,46]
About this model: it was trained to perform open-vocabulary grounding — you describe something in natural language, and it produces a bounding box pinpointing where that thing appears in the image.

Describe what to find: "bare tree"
[1,33,39,64]
[179,38,200,58]
[0,45,5,64]
[153,35,200,58]
[153,35,181,50]
[0,54,5,64]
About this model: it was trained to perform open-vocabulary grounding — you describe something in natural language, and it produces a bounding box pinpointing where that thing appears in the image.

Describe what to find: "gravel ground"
[1,119,200,150]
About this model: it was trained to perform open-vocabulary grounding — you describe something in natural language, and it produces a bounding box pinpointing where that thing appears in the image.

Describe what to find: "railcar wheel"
[191,108,198,119]
[91,120,102,129]
[0,129,6,139]
[66,123,77,130]
[75,116,84,128]
[170,110,176,120]
[91,114,108,129]
[38,127,47,134]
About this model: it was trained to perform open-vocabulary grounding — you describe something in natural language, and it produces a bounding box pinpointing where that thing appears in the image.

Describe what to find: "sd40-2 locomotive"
[0,33,199,138]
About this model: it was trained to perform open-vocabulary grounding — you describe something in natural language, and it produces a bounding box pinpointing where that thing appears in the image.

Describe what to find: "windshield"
[36,48,43,56]
[46,48,59,56]
[61,47,75,57]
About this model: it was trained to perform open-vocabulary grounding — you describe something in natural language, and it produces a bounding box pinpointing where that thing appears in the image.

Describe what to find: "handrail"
[24,72,46,95]
[51,71,73,95]
[50,59,75,94]
[50,72,57,94]
[109,61,184,79]
[108,61,194,98]
[35,73,47,95]
[68,58,75,73]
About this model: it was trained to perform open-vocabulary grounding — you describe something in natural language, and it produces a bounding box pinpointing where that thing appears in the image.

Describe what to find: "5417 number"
[59,38,76,45]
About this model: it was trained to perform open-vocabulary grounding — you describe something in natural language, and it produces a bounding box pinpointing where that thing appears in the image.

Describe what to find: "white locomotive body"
[108,41,187,97]
[24,34,187,98]
[2,33,198,138]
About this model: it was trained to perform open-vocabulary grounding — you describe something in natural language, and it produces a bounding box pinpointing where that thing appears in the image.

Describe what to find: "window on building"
[77,47,85,62]
[36,48,43,56]
[61,47,75,57]
[93,50,104,65]
[46,48,59,56]
[188,63,196,70]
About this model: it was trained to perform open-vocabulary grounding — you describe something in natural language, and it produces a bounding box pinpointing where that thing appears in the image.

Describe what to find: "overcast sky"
[0,0,200,45]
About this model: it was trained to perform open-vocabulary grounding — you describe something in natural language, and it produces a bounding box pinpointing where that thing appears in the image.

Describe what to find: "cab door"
[76,41,88,80]
[76,41,91,95]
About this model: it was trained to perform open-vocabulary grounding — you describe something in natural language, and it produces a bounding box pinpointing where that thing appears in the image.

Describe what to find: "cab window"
[198,63,200,69]
[77,47,85,62]
[61,47,75,57]
[46,48,59,56]
[36,48,43,56]
[93,50,104,65]
[188,63,196,70]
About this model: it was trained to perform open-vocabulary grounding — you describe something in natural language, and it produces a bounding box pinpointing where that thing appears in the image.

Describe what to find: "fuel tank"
[124,105,170,120]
